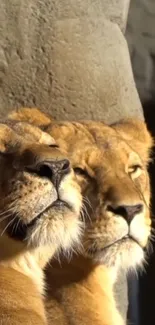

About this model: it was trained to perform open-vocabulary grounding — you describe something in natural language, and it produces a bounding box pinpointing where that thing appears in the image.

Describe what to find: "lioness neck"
[0,235,55,294]
[46,256,124,325]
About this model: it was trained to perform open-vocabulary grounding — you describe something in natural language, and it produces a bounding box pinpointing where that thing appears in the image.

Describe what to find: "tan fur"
[9,108,153,325]
[0,266,47,325]
[0,118,82,324]
[46,257,124,325]
[8,107,52,127]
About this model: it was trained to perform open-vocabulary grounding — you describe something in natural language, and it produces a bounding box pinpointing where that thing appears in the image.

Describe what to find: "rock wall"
[0,0,143,124]
[126,0,155,102]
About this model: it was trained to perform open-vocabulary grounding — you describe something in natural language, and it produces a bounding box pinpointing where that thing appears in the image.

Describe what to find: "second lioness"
[9,108,153,325]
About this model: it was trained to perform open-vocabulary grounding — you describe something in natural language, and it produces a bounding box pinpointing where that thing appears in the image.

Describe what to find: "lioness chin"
[9,108,153,325]
[0,118,82,324]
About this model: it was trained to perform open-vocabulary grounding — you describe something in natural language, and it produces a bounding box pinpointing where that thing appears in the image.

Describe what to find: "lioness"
[9,108,153,325]
[0,119,82,324]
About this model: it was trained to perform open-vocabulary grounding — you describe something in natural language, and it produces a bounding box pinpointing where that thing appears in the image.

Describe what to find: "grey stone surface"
[30,0,130,32]
[0,0,143,123]
[101,0,130,32]
[126,0,155,101]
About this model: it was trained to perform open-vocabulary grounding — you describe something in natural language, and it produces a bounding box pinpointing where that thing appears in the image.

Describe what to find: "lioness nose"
[37,159,70,187]
[25,157,70,188]
[107,204,143,224]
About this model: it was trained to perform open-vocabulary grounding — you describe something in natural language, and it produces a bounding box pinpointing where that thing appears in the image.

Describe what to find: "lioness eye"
[49,144,59,149]
[74,167,89,178]
[129,165,142,174]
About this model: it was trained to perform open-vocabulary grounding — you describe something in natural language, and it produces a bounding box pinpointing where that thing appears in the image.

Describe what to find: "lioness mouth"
[6,199,72,241]
[87,235,142,255]
[102,235,142,250]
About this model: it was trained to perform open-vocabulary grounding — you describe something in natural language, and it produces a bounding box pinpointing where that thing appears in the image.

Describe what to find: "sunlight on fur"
[0,121,82,253]
[9,108,153,325]
[11,108,153,272]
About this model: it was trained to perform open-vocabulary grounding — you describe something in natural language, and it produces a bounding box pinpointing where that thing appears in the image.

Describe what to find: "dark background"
[126,1,155,323]
[139,99,155,325]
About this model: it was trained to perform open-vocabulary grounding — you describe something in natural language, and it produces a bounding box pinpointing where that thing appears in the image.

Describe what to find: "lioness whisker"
[83,196,93,211]
[1,215,17,236]
[131,176,150,212]
[0,206,17,223]
[0,214,12,224]
[10,216,21,236]
[83,196,95,219]
[81,203,92,223]
[80,210,86,229]
[14,217,22,234]
[0,206,15,217]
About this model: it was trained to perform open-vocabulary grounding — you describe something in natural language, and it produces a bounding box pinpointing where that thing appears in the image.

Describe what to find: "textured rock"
[126,0,155,101]
[100,0,130,32]
[0,0,143,123]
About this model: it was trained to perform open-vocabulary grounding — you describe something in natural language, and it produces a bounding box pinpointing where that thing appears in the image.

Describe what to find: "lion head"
[0,119,82,260]
[9,108,153,272]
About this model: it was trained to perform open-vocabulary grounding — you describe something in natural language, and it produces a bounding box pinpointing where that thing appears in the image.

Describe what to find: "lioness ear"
[0,122,56,153]
[0,124,20,153]
[111,118,154,165]
[8,107,52,127]
[13,122,56,146]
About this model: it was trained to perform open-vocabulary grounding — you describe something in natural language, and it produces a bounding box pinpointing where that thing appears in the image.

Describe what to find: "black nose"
[28,159,70,188]
[107,204,143,224]
[39,159,70,187]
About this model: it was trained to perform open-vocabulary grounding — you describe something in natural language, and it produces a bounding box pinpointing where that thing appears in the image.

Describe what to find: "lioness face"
[0,121,82,252]
[45,119,153,270]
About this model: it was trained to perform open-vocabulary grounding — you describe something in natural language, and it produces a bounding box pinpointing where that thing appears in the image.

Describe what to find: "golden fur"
[0,118,82,324]
[9,108,153,325]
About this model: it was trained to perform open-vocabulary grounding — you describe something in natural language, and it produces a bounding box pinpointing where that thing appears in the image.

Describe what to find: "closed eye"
[129,165,142,172]
[128,164,142,178]
[74,167,90,178]
[48,144,59,149]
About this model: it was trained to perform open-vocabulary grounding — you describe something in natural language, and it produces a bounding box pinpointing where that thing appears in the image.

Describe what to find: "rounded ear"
[0,124,20,153]
[8,107,52,127]
[12,122,56,146]
[111,118,154,165]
